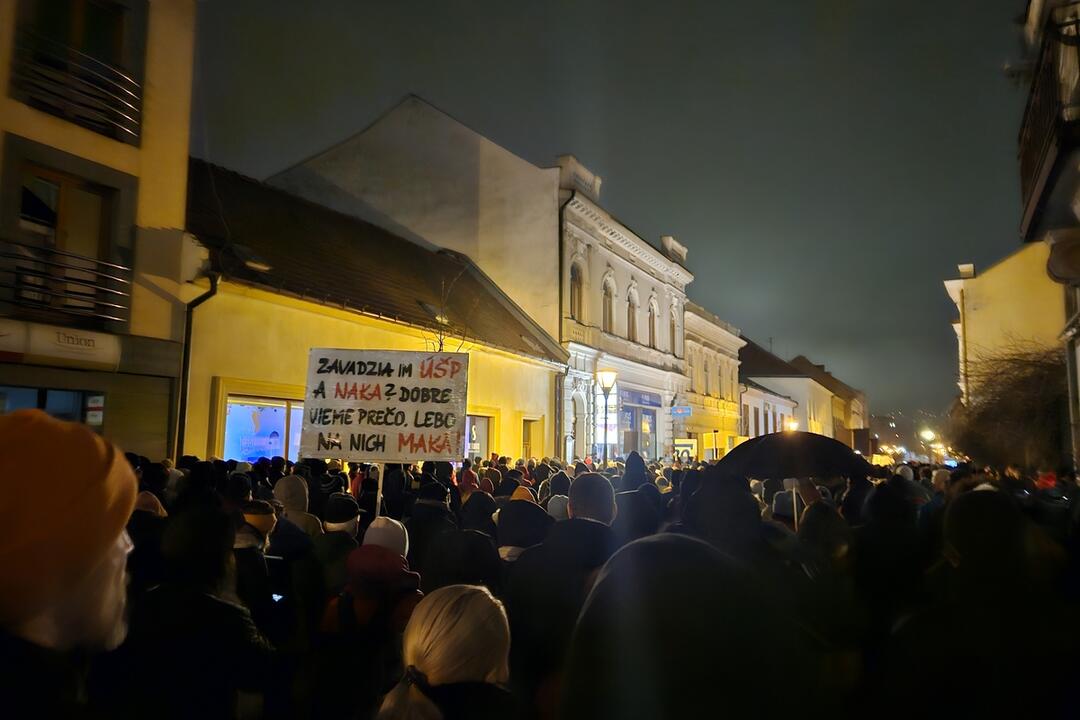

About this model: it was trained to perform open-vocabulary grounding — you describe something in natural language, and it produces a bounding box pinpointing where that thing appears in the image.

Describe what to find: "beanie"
[363,516,409,557]
[511,485,537,503]
[242,500,277,537]
[324,492,361,524]
[0,410,136,625]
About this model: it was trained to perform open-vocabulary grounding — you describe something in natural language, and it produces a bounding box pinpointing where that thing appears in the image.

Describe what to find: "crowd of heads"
[5,407,1080,718]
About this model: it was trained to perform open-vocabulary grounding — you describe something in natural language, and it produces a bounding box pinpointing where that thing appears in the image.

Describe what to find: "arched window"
[626,292,638,342]
[647,301,657,348]
[569,264,583,321]
[602,282,614,334]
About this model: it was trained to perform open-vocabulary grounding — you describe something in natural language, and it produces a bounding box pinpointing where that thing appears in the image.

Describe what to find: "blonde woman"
[377,584,521,720]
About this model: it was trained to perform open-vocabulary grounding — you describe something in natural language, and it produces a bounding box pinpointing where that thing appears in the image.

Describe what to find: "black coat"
[0,631,86,716]
[406,503,457,575]
[122,584,276,720]
[504,519,617,702]
[424,681,523,720]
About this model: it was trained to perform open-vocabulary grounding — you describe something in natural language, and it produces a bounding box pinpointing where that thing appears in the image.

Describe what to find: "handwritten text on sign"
[299,349,469,461]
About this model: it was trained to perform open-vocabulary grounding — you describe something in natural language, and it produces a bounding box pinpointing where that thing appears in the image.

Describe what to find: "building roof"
[741,377,794,402]
[738,337,806,377]
[185,158,568,365]
[788,356,863,401]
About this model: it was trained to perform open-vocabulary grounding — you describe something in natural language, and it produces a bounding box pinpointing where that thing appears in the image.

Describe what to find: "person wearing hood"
[480,467,501,495]
[546,495,570,521]
[273,475,324,538]
[406,483,458,576]
[496,499,553,563]
[560,535,819,720]
[377,585,521,720]
[620,451,649,492]
[611,490,660,549]
[460,491,499,539]
[504,507,618,715]
[0,410,136,716]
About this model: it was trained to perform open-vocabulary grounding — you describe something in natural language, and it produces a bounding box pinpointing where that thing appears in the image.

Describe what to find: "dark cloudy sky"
[192,0,1027,417]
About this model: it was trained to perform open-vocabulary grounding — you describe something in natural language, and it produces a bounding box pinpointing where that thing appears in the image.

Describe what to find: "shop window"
[466,415,491,461]
[0,384,94,423]
[223,396,304,463]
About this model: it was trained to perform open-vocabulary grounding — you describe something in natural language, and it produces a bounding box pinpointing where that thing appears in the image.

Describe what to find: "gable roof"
[185,158,567,365]
[741,377,794,402]
[738,337,806,378]
[788,356,863,401]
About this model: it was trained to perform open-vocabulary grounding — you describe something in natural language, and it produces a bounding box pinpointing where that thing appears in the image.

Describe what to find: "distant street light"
[919,429,936,442]
[785,419,799,432]
[596,370,618,467]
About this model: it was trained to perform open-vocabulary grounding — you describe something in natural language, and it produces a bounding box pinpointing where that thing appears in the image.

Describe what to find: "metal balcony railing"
[1019,4,1080,235]
[0,239,131,327]
[9,28,141,144]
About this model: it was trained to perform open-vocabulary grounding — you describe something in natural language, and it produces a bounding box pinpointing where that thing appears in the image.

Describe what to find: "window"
[704,359,711,396]
[670,312,678,355]
[224,396,304,463]
[779,412,785,430]
[14,0,148,143]
[16,163,118,319]
[688,352,696,392]
[648,303,657,348]
[602,283,614,333]
[626,293,638,342]
[741,404,749,435]
[764,403,772,432]
[569,263,583,321]
[753,407,761,437]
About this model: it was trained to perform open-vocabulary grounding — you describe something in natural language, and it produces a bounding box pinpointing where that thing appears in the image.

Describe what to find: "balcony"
[0,239,131,330]
[9,28,142,145]
[1019,4,1080,241]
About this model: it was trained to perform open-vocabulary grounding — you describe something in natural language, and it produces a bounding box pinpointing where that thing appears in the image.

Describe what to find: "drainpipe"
[173,273,219,460]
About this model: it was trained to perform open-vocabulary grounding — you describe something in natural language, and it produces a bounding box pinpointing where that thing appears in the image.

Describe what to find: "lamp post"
[597,370,618,468]
[919,429,935,462]
[712,428,720,461]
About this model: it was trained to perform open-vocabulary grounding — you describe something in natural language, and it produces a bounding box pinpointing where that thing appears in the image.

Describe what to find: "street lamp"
[596,369,618,467]
[712,428,719,461]
[919,429,936,462]
[785,419,799,432]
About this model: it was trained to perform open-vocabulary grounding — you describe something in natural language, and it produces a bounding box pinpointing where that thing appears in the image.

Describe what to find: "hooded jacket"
[273,476,324,538]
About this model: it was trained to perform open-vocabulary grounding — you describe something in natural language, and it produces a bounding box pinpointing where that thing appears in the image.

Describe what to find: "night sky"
[192,0,1027,417]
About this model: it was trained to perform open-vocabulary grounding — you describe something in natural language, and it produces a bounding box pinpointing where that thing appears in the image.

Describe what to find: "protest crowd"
[3,407,1080,719]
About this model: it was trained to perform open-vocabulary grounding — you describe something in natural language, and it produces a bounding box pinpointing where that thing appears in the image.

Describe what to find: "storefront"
[0,318,180,459]
[593,383,663,460]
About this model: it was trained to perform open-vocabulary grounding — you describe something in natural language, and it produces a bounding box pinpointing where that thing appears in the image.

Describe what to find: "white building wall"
[270,97,562,339]
[740,386,797,438]
[747,376,834,438]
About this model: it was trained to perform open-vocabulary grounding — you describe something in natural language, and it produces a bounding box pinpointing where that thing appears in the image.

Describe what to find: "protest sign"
[299,349,469,463]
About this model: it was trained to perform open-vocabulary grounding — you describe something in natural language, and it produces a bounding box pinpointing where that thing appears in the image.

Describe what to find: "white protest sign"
[300,349,469,463]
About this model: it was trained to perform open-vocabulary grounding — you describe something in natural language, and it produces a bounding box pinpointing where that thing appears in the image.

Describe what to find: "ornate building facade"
[558,156,692,461]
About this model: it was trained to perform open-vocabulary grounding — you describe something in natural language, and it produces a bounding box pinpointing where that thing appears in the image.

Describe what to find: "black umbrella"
[716,431,871,481]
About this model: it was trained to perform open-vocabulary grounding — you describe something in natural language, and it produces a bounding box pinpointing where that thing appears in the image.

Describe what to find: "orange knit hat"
[511,485,537,503]
[0,409,136,625]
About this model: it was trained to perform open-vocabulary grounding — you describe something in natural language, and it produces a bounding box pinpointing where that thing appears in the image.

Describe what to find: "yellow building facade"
[0,0,196,459]
[181,159,567,464]
[182,284,561,462]
[945,243,1066,403]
